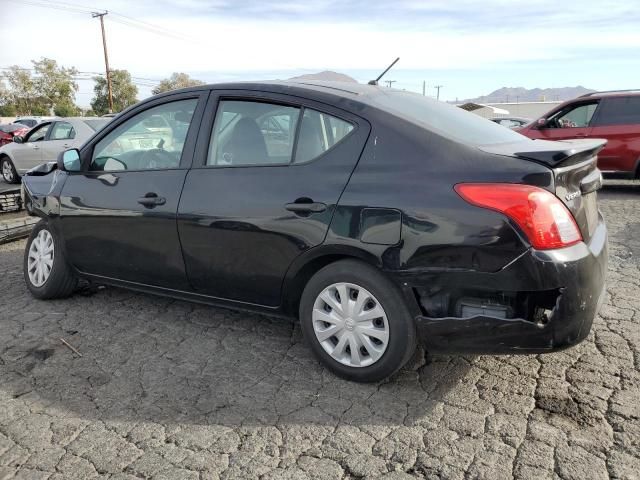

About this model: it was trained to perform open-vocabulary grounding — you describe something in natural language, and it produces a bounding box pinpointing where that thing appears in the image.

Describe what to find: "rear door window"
[208,100,300,166]
[293,109,354,164]
[593,97,640,126]
[50,122,75,140]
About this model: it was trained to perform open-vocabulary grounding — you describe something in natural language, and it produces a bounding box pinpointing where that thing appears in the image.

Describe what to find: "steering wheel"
[139,148,176,169]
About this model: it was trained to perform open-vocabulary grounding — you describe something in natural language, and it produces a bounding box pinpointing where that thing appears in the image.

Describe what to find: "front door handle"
[31,144,39,150]
[137,192,166,207]
[285,201,327,214]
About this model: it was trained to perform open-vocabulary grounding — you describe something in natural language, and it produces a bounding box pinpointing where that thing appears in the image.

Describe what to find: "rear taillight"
[455,183,582,250]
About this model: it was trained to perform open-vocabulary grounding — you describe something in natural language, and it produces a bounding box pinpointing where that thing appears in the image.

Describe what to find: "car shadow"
[0,261,474,427]
[600,180,639,196]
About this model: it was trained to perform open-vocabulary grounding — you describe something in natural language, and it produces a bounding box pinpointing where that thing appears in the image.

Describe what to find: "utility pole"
[92,11,113,113]
[434,85,443,100]
[385,80,396,88]
[422,80,426,96]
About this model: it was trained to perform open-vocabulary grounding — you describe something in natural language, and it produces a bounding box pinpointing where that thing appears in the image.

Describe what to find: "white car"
[13,116,58,128]
[0,117,110,183]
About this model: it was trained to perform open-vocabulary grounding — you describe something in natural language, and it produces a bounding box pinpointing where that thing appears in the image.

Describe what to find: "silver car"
[0,117,110,183]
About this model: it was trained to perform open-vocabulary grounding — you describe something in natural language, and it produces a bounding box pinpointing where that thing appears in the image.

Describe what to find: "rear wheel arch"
[281,247,382,316]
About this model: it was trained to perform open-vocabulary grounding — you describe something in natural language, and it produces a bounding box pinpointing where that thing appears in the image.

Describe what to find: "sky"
[1,0,639,106]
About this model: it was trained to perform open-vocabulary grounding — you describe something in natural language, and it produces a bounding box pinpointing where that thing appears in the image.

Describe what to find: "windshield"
[83,119,110,131]
[371,90,527,146]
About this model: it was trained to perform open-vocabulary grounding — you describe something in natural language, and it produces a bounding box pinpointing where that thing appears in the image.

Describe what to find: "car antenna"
[368,57,400,85]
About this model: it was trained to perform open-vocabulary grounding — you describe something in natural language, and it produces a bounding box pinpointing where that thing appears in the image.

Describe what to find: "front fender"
[22,168,68,218]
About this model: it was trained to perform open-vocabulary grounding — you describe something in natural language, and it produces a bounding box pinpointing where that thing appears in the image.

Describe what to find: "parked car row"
[0,117,111,183]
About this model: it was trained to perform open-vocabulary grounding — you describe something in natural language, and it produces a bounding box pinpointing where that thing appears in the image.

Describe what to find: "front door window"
[549,103,598,129]
[91,99,198,171]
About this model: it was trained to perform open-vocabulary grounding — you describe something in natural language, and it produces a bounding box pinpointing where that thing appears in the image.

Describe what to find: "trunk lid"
[480,138,606,243]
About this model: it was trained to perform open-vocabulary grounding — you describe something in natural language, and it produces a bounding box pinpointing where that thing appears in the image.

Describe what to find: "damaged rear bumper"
[401,216,608,354]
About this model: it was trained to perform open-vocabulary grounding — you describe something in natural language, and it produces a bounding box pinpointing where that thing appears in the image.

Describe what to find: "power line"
[7,0,200,43]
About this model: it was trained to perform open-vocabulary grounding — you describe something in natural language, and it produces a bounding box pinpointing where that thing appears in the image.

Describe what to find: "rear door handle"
[285,201,327,214]
[137,193,166,207]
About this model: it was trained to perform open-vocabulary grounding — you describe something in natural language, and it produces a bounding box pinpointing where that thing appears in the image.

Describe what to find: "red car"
[517,90,640,177]
[0,123,30,147]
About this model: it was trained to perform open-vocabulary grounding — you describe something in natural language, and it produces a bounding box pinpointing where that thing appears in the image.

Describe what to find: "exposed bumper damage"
[397,215,608,354]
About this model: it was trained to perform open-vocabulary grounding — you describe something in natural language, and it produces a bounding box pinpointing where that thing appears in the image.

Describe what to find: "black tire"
[299,259,416,382]
[23,220,77,299]
[1,156,19,184]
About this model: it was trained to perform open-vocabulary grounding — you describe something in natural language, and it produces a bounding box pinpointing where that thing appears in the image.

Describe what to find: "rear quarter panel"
[327,113,554,277]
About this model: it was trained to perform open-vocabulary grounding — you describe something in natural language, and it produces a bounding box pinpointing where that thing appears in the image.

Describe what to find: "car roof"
[578,89,640,100]
[155,80,445,121]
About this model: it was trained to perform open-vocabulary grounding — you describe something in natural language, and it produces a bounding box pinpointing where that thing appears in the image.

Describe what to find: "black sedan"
[21,81,608,382]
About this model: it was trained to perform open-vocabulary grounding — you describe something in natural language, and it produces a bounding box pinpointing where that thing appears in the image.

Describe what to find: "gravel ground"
[0,181,638,479]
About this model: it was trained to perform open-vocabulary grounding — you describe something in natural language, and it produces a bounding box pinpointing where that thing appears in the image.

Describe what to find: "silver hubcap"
[27,229,54,287]
[312,282,390,368]
[2,161,14,182]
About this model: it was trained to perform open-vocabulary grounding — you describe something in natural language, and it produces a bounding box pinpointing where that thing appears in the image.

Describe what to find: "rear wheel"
[24,221,77,299]
[299,259,416,382]
[1,157,19,184]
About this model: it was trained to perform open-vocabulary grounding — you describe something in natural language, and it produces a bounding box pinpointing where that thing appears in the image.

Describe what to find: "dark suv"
[517,90,640,177]
[21,82,608,382]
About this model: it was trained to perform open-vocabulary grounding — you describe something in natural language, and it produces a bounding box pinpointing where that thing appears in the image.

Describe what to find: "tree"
[32,58,78,112]
[1,58,80,115]
[54,101,80,117]
[2,65,39,114]
[152,72,204,95]
[91,70,138,115]
[0,104,17,116]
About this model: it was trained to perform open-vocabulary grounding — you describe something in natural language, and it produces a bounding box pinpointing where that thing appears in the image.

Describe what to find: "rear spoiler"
[480,139,607,168]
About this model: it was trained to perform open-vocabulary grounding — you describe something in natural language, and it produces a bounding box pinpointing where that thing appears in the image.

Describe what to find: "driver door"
[58,93,207,288]
[12,122,50,171]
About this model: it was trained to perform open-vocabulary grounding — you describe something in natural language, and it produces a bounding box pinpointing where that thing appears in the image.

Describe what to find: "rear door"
[59,93,206,288]
[589,96,640,173]
[177,91,370,306]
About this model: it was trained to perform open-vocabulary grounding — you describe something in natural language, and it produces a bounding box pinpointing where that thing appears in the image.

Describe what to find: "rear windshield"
[83,119,110,131]
[371,90,527,146]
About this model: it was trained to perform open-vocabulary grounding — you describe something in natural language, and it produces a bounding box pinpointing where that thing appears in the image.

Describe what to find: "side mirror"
[13,136,23,143]
[57,148,82,172]
[536,118,547,128]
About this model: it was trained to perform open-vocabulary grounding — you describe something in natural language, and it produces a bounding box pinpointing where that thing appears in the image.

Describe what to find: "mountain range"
[285,72,596,104]
[288,71,358,83]
[461,86,595,103]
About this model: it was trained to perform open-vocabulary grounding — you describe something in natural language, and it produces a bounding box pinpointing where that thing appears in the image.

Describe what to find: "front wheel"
[1,157,19,184]
[299,259,416,382]
[24,221,78,299]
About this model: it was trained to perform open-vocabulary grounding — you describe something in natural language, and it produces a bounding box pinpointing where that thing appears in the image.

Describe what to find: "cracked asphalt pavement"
[1,181,639,479]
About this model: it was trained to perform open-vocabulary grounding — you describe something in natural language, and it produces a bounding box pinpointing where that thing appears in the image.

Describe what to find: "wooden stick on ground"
[60,338,83,357]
